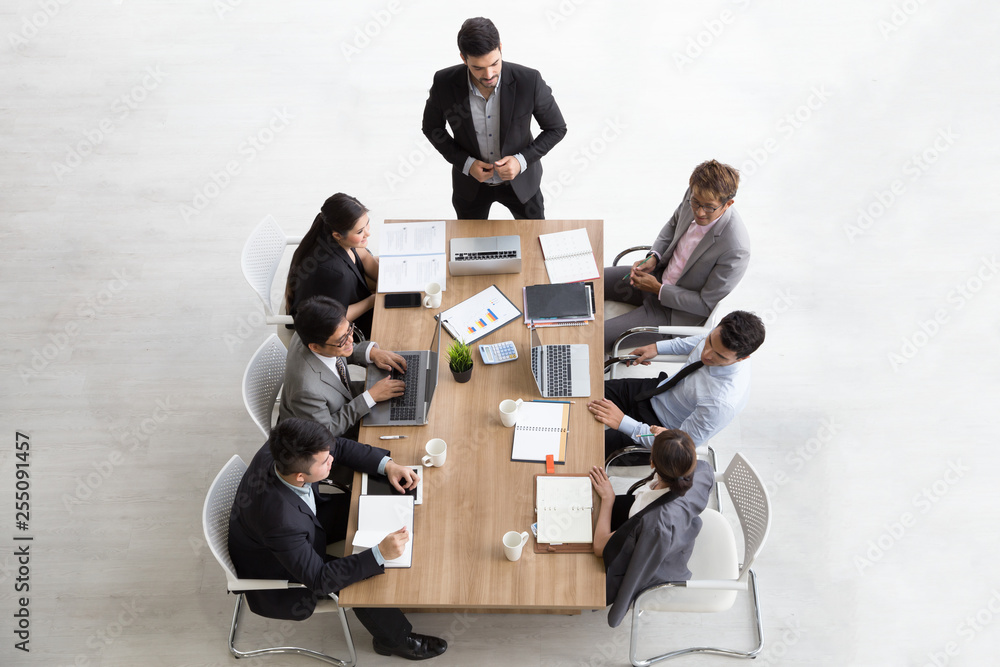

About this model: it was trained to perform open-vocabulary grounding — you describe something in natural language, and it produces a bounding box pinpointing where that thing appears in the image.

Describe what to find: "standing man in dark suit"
[228,418,448,660]
[422,17,567,220]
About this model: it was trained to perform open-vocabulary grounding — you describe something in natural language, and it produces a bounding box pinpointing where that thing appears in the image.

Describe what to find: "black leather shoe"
[373,633,448,660]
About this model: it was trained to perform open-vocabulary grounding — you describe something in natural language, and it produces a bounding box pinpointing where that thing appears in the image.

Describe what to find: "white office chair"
[202,455,357,666]
[242,334,287,438]
[241,214,301,327]
[627,453,771,666]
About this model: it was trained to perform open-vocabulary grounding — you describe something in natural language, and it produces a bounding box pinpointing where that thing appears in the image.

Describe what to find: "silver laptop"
[363,317,441,426]
[529,326,591,398]
[449,235,522,276]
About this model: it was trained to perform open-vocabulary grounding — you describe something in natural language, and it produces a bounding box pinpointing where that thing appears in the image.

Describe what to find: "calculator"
[478,341,518,364]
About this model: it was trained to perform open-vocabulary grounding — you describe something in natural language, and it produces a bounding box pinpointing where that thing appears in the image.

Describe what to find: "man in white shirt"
[590,310,765,458]
[604,160,750,354]
[280,296,406,440]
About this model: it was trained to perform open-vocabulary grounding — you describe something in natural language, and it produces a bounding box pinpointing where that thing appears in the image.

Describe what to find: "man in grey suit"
[279,296,405,440]
[422,17,566,220]
[604,160,750,355]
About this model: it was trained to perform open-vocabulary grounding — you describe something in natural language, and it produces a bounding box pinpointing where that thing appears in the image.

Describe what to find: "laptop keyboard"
[532,345,573,397]
[454,251,517,261]
[389,353,421,421]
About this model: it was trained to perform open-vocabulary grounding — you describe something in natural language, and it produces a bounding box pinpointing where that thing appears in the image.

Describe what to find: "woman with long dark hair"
[589,428,715,627]
[286,193,378,339]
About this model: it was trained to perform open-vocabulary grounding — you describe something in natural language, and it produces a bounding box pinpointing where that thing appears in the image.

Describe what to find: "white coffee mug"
[503,531,530,561]
[423,282,442,309]
[421,438,447,467]
[499,399,523,427]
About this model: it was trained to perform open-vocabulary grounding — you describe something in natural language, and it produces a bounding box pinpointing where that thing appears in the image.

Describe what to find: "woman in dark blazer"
[286,193,379,339]
[589,428,715,627]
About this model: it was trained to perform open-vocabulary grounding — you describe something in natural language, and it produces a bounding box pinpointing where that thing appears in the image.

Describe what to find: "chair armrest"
[641,578,747,595]
[285,235,303,245]
[605,446,650,468]
[228,578,306,592]
[266,315,294,326]
[613,245,652,267]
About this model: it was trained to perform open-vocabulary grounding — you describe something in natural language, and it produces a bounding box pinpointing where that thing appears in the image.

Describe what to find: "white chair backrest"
[242,334,287,437]
[202,455,247,587]
[241,215,291,318]
[719,453,771,578]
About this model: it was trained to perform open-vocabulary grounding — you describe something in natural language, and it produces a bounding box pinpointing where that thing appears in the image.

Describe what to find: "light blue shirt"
[618,334,751,446]
[462,70,527,182]
[274,457,393,566]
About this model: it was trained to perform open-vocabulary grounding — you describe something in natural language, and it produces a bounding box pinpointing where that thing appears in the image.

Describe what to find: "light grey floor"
[2,1,998,665]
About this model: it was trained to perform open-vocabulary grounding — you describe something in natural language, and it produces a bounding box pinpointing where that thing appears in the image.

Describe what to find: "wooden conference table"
[339,219,606,612]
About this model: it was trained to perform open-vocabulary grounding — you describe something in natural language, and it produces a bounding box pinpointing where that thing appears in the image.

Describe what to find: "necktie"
[635,361,704,402]
[336,358,354,398]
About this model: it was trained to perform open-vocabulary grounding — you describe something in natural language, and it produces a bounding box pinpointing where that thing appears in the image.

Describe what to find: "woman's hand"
[589,465,616,503]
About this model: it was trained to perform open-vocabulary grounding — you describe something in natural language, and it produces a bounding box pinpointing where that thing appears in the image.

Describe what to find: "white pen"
[379,435,407,440]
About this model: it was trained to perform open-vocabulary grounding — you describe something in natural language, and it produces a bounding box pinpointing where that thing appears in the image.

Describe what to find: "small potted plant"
[447,338,474,383]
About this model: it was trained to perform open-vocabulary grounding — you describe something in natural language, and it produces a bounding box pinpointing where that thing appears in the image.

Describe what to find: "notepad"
[538,228,600,284]
[352,495,414,568]
[361,467,422,505]
[536,475,593,544]
[511,401,570,464]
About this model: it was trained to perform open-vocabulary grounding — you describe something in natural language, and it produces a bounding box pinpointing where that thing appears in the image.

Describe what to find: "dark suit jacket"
[422,61,567,204]
[289,242,373,339]
[602,460,714,627]
[228,439,388,620]
[648,189,751,325]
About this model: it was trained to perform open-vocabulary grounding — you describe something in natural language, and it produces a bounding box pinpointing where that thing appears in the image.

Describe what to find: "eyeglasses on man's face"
[329,322,355,348]
[689,195,725,214]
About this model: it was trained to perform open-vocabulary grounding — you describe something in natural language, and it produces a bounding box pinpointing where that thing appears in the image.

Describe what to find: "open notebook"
[511,401,570,463]
[535,475,593,546]
[351,495,414,568]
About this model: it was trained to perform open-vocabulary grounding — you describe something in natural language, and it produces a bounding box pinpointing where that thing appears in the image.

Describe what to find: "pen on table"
[379,435,408,440]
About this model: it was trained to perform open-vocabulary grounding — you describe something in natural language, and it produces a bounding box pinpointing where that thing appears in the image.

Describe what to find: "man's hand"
[384,460,420,493]
[649,425,667,436]
[587,398,625,430]
[470,160,495,183]
[368,377,405,403]
[629,267,662,294]
[377,526,409,562]
[632,255,656,274]
[494,156,522,180]
[371,348,407,374]
[627,343,659,366]
[589,465,616,503]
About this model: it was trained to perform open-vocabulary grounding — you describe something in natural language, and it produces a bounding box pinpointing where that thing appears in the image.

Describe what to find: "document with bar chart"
[437,285,521,344]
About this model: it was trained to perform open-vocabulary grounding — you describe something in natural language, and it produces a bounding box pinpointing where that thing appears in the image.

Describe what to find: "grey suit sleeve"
[658,244,750,317]
[519,70,567,165]
[294,387,371,439]
[650,191,688,258]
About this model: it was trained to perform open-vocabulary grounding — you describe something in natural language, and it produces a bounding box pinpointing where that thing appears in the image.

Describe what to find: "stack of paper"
[352,495,414,568]
[378,221,447,293]
[523,282,595,327]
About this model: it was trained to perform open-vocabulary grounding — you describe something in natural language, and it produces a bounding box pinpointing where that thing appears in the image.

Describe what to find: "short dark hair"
[650,429,698,496]
[457,17,500,58]
[689,159,740,202]
[293,296,347,347]
[268,418,332,476]
[718,310,765,359]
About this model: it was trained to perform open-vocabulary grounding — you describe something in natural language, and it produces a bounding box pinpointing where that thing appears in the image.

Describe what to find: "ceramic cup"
[499,399,523,427]
[503,531,530,561]
[423,282,442,309]
[421,438,447,467]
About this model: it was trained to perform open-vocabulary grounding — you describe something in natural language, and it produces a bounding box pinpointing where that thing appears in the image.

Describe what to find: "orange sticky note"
[545,454,555,474]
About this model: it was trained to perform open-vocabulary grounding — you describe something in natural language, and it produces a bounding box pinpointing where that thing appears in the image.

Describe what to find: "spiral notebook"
[510,400,570,464]
[534,474,594,551]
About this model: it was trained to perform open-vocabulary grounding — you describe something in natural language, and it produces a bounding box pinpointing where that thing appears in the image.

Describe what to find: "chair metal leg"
[629,570,764,666]
[228,593,357,666]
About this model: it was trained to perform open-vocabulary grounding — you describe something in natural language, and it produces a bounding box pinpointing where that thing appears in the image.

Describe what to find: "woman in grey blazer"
[589,429,715,627]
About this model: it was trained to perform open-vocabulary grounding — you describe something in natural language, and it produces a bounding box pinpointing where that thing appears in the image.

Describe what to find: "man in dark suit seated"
[228,418,447,660]
[422,16,567,220]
